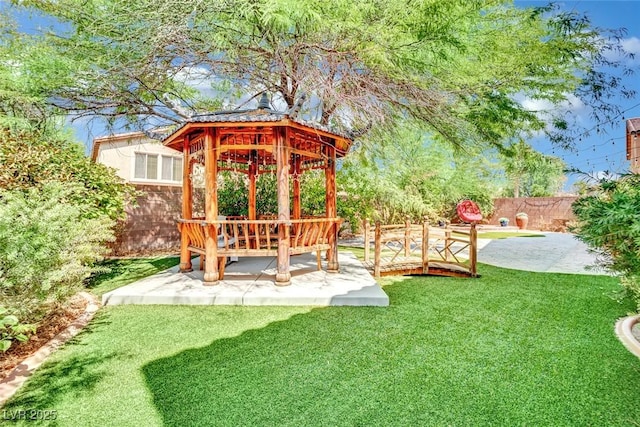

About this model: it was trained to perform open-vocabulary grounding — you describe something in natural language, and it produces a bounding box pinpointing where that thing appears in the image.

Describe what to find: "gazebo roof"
[162,96,353,157]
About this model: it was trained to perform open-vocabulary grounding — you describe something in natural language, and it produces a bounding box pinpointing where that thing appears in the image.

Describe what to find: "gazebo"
[162,94,353,286]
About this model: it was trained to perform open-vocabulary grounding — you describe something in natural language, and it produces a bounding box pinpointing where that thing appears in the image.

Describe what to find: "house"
[92,131,184,255]
[626,118,640,173]
[91,130,183,186]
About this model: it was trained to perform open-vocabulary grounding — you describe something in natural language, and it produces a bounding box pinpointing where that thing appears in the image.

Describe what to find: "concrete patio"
[102,251,389,307]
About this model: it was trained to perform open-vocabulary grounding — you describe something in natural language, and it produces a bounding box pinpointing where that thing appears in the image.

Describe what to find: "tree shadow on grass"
[141,270,640,427]
[2,311,116,425]
[4,351,119,416]
[142,305,402,427]
[85,256,180,295]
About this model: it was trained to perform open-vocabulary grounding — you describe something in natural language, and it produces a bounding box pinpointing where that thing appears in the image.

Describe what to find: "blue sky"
[515,0,640,190]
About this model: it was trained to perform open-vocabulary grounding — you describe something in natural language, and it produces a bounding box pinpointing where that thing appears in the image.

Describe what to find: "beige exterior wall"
[93,132,183,186]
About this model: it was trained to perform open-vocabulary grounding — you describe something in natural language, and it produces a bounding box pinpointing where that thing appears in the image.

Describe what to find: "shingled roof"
[161,94,353,143]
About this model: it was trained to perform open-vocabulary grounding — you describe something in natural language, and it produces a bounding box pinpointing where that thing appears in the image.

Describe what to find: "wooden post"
[404,217,411,257]
[325,142,339,272]
[203,128,219,285]
[275,126,291,286]
[248,149,258,248]
[470,223,478,277]
[248,150,257,222]
[363,219,370,262]
[374,220,381,278]
[445,229,452,261]
[422,221,429,274]
[179,134,193,272]
[292,155,302,220]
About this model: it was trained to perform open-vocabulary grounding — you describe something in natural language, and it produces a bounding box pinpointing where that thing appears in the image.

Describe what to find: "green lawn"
[5,263,640,426]
[85,255,180,296]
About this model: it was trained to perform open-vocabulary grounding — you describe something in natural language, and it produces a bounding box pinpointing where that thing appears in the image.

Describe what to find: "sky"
[6,0,640,192]
[515,0,640,190]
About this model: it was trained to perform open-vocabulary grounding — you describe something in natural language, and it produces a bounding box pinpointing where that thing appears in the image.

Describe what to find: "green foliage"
[0,306,36,352]
[500,140,566,197]
[337,122,501,228]
[572,174,640,310]
[0,183,114,321]
[217,172,249,217]
[4,1,633,148]
[0,128,137,222]
[217,170,325,217]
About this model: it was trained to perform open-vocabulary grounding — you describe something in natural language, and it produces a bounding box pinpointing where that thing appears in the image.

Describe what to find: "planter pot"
[515,216,528,229]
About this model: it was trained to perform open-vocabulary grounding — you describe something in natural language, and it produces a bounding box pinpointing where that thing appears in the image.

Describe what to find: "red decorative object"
[456,200,483,223]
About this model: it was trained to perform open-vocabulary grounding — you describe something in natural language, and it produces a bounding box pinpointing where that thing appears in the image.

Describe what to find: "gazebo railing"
[177,217,341,257]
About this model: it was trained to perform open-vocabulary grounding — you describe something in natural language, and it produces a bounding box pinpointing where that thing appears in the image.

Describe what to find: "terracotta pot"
[515,216,528,230]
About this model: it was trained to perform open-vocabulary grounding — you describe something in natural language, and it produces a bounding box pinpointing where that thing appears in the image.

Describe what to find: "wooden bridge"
[361,220,478,278]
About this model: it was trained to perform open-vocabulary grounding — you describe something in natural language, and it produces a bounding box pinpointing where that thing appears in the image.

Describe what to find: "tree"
[6,0,633,149]
[337,121,502,226]
[500,140,566,197]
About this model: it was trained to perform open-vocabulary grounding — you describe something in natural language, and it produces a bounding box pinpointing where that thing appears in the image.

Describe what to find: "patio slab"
[102,251,388,307]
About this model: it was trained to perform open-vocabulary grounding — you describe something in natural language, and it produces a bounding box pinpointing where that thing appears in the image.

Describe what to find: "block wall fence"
[108,185,182,256]
[108,190,580,255]
[487,197,579,231]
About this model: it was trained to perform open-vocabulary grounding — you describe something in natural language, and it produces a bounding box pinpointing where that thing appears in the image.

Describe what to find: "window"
[162,156,183,181]
[134,153,182,182]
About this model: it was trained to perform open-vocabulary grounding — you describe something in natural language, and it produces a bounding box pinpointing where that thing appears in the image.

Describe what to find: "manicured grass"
[86,255,180,296]
[5,264,640,426]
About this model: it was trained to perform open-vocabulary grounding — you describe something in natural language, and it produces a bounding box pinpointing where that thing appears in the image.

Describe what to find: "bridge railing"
[363,220,477,278]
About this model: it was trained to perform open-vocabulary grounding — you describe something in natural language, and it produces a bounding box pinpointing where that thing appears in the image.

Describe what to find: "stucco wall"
[95,135,183,185]
[488,197,579,231]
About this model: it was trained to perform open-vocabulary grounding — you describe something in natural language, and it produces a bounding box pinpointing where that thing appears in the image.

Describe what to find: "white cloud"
[621,37,640,55]
[520,93,585,115]
[174,66,214,91]
[514,92,588,137]
[604,37,640,64]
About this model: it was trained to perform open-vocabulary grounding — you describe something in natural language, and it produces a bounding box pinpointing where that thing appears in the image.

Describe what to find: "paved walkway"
[477,232,608,275]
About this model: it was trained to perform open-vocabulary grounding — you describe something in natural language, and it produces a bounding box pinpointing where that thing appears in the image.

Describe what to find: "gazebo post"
[248,150,257,220]
[203,128,220,285]
[275,126,291,286]
[179,134,193,272]
[292,155,302,220]
[325,142,339,272]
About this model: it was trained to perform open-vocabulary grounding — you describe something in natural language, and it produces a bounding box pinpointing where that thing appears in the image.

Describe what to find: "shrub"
[571,174,640,310]
[0,128,137,222]
[0,307,36,352]
[0,183,114,321]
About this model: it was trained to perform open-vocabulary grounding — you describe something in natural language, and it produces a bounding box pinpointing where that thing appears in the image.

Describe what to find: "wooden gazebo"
[163,94,353,286]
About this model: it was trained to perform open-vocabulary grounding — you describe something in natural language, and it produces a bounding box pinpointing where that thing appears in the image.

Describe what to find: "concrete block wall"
[488,197,579,231]
[109,184,182,256]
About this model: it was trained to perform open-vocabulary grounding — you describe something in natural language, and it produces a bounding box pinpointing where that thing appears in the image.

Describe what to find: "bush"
[0,128,137,222]
[0,183,114,321]
[0,307,36,352]
[571,174,640,310]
